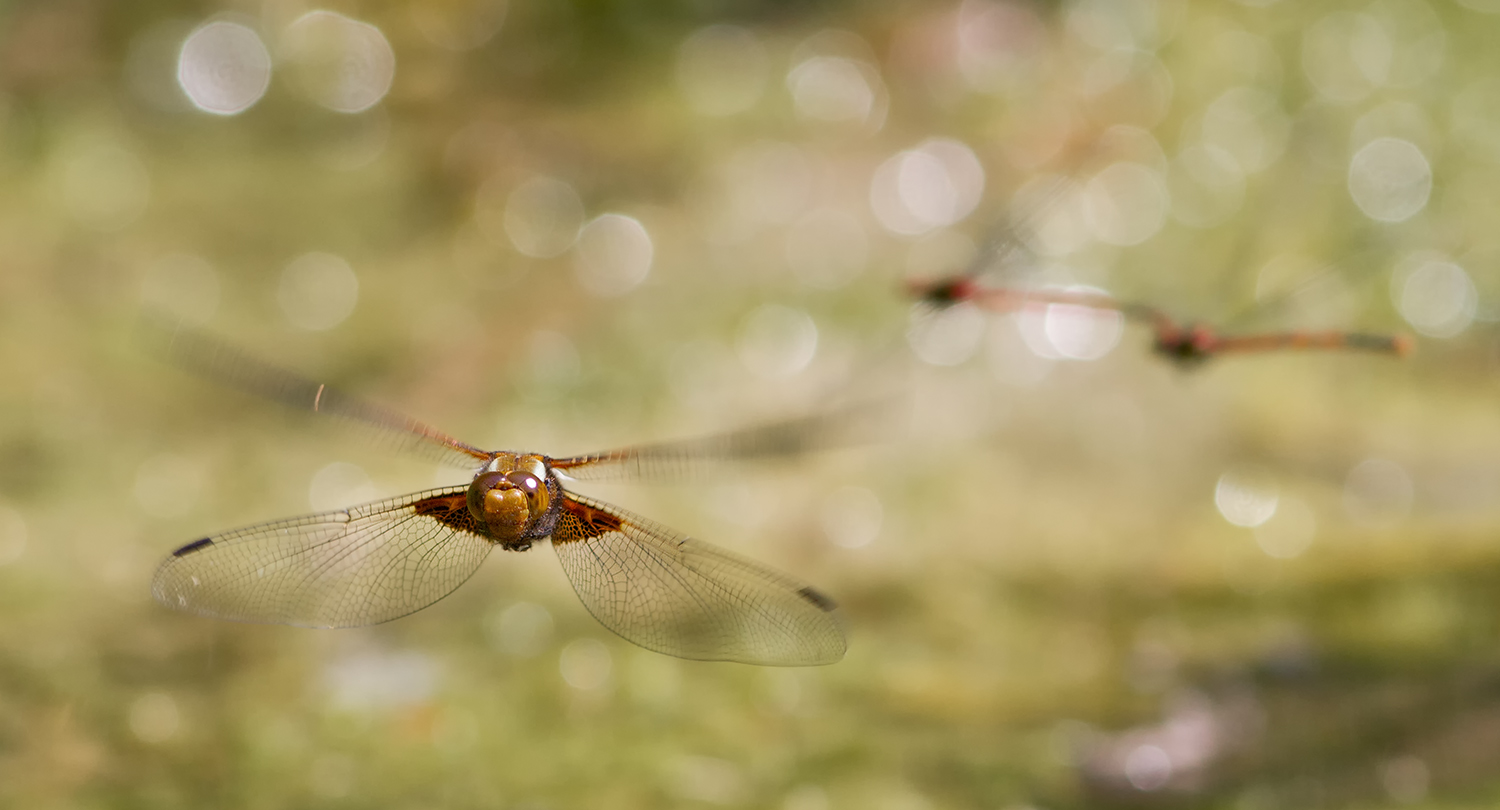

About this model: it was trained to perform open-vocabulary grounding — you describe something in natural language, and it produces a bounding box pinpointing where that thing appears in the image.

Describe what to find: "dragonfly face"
[466,453,558,550]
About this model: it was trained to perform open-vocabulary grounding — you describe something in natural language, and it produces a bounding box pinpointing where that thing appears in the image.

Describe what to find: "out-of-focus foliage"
[3,0,1500,807]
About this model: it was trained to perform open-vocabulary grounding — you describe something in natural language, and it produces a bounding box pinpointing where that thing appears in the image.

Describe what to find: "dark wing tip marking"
[172,537,215,557]
[796,586,838,613]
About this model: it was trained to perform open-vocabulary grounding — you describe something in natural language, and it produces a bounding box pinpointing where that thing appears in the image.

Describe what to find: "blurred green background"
[5,0,1500,807]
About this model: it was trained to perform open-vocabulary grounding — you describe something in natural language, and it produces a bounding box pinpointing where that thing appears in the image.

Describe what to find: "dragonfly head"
[468,456,552,541]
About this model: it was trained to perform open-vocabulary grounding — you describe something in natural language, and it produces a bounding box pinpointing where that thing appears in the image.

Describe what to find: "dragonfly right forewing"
[146,320,492,470]
[152,486,495,628]
[549,493,846,666]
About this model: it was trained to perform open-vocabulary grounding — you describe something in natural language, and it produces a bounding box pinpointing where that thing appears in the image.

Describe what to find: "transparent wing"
[143,318,490,469]
[550,399,896,482]
[152,487,494,628]
[549,493,845,666]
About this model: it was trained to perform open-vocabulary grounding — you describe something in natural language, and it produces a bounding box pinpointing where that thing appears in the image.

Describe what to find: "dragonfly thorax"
[467,454,557,548]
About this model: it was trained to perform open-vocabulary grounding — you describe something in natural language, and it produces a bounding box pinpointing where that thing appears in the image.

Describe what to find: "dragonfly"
[910,277,1414,367]
[149,326,860,666]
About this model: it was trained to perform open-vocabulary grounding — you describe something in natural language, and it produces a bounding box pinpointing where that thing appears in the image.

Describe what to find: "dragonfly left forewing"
[549,400,897,482]
[549,493,846,666]
[152,486,494,628]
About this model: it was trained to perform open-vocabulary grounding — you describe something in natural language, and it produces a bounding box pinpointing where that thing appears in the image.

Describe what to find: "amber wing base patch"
[554,497,624,544]
[412,494,487,539]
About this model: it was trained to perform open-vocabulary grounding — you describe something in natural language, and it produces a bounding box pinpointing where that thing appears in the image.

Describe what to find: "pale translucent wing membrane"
[917,173,1088,299]
[152,487,493,628]
[145,319,490,469]
[967,287,1168,324]
[550,493,845,666]
[1217,249,1388,331]
[551,400,895,482]
[972,174,1075,278]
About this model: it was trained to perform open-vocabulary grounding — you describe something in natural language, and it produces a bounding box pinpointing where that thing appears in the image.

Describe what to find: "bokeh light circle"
[503,177,585,258]
[1392,254,1476,338]
[283,11,396,113]
[1123,745,1172,791]
[1214,466,1279,528]
[1348,137,1431,223]
[559,638,612,690]
[819,486,883,549]
[279,252,360,331]
[129,693,182,744]
[787,56,875,124]
[1254,496,1316,559]
[870,139,986,236]
[177,21,272,115]
[737,305,818,378]
[1301,12,1391,103]
[1381,756,1431,804]
[1199,86,1290,173]
[573,214,653,297]
[410,0,507,51]
[1018,286,1125,361]
[956,1,1047,94]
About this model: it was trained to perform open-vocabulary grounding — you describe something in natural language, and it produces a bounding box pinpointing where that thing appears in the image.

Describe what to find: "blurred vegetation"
[4,0,1500,808]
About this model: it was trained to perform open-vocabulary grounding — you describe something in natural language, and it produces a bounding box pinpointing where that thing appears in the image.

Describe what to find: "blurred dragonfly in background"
[147,325,876,666]
[906,175,1414,368]
[910,276,1413,367]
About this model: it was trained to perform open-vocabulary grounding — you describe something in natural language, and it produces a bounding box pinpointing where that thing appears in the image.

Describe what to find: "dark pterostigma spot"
[796,586,837,612]
[173,537,215,557]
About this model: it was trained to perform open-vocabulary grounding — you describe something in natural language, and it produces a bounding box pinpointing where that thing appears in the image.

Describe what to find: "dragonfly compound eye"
[467,471,537,539]
[504,471,550,518]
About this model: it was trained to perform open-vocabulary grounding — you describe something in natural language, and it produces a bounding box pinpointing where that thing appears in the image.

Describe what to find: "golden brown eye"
[467,471,527,533]
[467,471,550,542]
[504,471,549,517]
